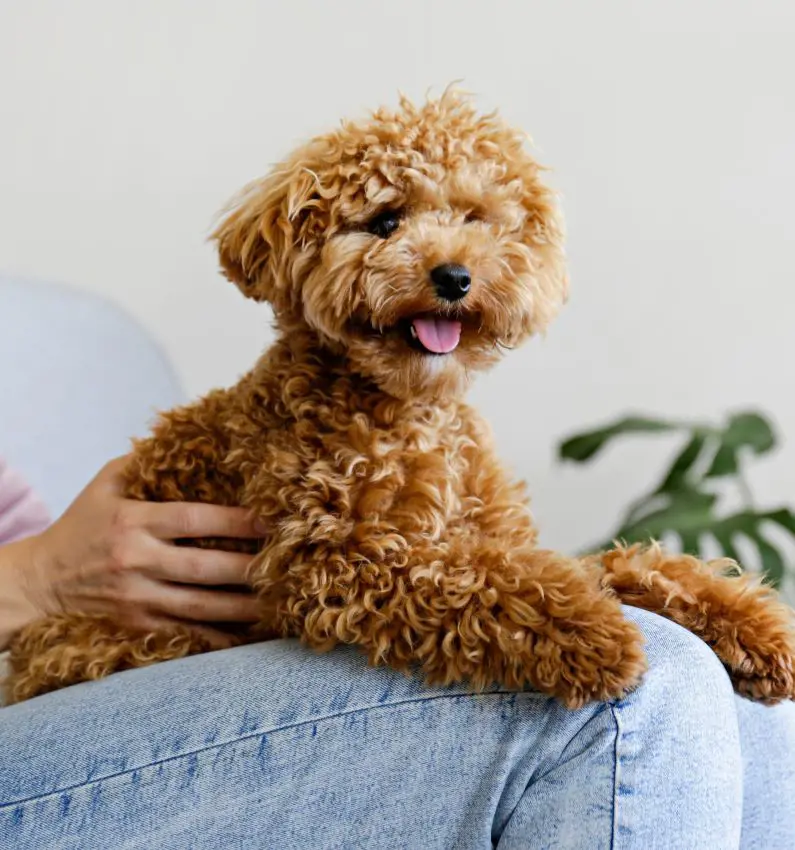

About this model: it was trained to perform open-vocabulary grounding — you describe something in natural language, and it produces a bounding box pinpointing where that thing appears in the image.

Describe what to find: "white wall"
[1,0,794,561]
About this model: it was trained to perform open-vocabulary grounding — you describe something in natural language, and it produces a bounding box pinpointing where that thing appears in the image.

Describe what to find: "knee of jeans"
[622,605,735,706]
[736,694,795,753]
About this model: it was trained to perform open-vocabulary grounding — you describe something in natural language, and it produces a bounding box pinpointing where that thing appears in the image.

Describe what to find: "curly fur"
[6,90,795,707]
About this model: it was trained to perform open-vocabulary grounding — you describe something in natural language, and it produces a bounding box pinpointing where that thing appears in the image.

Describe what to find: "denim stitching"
[609,702,624,850]
[1,689,544,809]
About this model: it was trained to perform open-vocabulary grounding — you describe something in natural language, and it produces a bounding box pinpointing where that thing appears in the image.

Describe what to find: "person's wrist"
[21,526,63,616]
[0,535,49,651]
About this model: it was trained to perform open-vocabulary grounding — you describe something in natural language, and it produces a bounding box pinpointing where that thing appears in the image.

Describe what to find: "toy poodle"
[7,90,795,707]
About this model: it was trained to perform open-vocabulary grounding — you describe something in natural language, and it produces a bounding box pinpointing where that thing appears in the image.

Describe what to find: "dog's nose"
[431,264,471,302]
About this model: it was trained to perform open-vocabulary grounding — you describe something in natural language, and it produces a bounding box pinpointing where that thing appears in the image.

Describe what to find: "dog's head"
[213,90,568,400]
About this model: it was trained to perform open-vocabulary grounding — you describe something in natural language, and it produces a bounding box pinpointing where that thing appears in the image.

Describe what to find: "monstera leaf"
[559,410,793,588]
[656,433,710,492]
[703,412,776,478]
[559,416,676,462]
[599,502,795,589]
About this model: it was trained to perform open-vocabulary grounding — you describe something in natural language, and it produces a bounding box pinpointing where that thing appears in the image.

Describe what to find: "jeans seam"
[609,702,623,850]
[2,688,541,809]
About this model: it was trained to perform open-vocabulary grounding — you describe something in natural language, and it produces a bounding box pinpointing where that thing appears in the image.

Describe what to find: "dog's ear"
[212,164,319,306]
[509,147,570,316]
[520,175,569,301]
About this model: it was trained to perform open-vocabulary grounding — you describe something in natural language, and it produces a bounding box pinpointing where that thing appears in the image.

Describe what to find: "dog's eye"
[367,209,403,239]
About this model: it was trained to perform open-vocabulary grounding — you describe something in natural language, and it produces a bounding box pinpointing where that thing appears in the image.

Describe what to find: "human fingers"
[145,583,261,624]
[137,501,264,541]
[125,612,243,652]
[148,544,255,587]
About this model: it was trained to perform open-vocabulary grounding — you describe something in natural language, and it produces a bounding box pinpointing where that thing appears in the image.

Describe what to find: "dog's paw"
[732,654,795,704]
[531,603,648,709]
[701,584,795,704]
[718,613,795,704]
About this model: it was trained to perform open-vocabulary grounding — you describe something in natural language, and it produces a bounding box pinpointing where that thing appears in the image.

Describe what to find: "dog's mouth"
[403,314,462,355]
[352,309,481,356]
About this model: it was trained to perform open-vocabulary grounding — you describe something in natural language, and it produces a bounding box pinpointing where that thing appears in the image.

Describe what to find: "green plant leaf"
[725,507,795,588]
[615,489,718,542]
[678,529,701,555]
[597,502,795,587]
[622,493,670,529]
[725,412,777,453]
[710,528,741,564]
[559,416,677,463]
[710,508,795,540]
[704,444,738,477]
[705,411,777,479]
[657,433,710,492]
[746,533,785,588]
[766,508,795,535]
[566,409,793,589]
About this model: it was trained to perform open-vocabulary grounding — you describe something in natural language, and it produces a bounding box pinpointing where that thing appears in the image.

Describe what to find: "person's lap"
[1,606,792,850]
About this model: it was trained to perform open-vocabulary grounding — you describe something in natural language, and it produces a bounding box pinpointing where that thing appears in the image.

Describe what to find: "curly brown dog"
[7,91,795,707]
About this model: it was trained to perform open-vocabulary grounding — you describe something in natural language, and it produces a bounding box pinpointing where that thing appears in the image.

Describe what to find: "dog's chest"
[247,401,476,540]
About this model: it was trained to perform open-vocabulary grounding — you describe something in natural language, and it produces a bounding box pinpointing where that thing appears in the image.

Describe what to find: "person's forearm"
[0,536,41,651]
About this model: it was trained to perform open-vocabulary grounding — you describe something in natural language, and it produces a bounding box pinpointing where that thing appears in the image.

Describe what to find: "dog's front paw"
[716,600,795,704]
[733,653,795,704]
[531,601,648,709]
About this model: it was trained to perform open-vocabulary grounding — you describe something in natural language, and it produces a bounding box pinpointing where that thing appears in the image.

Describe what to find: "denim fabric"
[1,606,792,849]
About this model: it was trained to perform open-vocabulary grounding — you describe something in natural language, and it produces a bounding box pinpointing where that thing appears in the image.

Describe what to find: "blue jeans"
[1,607,793,849]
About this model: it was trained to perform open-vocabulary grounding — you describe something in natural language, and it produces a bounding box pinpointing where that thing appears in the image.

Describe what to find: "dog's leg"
[278,410,639,708]
[271,538,646,709]
[4,614,211,704]
[597,544,795,703]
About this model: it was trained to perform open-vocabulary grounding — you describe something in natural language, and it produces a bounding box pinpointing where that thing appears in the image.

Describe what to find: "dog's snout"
[431,264,471,302]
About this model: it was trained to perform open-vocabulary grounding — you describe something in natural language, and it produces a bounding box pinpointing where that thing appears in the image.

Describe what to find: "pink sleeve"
[0,457,50,545]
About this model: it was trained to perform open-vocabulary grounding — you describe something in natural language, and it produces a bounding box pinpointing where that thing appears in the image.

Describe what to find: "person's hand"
[3,457,264,649]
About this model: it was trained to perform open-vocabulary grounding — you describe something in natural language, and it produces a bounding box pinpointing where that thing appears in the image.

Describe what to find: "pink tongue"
[412,317,462,354]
